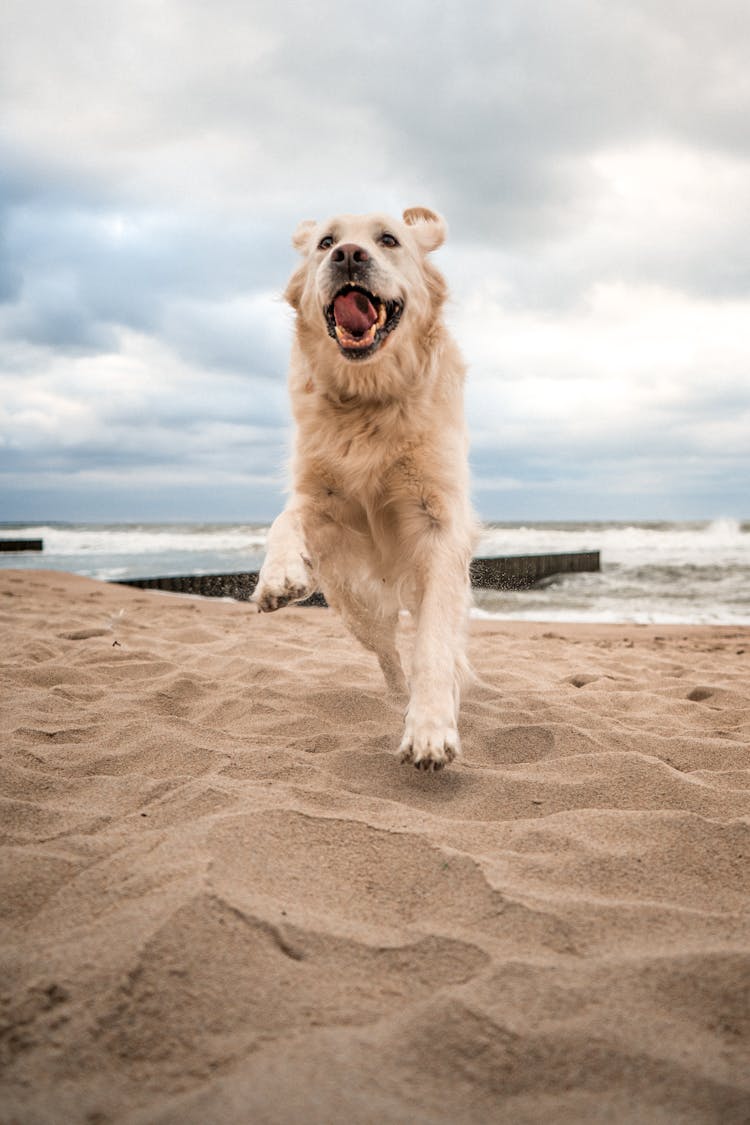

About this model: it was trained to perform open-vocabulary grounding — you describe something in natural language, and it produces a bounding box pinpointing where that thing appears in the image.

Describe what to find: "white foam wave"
[6,524,270,556]
[471,604,750,626]
[477,519,749,568]
[3,520,748,624]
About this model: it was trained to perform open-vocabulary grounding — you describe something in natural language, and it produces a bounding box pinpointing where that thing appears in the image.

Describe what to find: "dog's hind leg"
[324,581,407,697]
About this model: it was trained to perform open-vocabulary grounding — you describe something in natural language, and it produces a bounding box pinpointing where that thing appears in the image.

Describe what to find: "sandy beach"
[1,568,748,1124]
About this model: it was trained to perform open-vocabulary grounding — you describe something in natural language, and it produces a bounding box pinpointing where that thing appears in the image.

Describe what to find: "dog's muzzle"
[324,285,404,361]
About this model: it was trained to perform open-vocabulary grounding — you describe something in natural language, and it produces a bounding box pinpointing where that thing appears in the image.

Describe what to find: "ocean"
[1,519,748,625]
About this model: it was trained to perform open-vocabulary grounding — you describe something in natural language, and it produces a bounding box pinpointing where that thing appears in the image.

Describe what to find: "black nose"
[331,243,370,266]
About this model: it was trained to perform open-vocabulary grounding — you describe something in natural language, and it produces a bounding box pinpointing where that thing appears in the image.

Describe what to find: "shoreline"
[5,563,750,627]
[1,515,748,627]
[2,569,749,1123]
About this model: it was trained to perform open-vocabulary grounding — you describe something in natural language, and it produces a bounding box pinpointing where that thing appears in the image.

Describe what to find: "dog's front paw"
[399,713,461,772]
[252,553,313,613]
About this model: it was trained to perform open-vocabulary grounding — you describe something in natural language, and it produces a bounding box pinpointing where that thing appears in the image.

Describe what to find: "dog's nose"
[331,243,370,266]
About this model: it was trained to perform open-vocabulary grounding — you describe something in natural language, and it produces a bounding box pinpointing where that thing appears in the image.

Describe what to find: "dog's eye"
[380,232,399,248]
[318,235,334,250]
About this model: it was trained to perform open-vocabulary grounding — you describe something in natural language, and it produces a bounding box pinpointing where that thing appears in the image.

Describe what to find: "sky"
[1,0,749,523]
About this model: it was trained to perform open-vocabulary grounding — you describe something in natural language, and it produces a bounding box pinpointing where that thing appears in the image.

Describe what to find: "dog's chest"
[300,401,406,490]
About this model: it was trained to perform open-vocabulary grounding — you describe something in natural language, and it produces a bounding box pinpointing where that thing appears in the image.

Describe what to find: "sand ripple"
[1,571,748,1123]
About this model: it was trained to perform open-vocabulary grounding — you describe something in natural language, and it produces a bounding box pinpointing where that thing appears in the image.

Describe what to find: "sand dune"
[1,569,748,1123]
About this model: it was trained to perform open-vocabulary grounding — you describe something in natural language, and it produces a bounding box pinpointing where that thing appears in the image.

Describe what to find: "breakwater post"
[0,539,44,552]
[469,551,600,591]
[112,551,600,603]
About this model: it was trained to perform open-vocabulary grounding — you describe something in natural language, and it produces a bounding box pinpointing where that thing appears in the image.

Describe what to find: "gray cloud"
[1,182,294,342]
[0,0,749,520]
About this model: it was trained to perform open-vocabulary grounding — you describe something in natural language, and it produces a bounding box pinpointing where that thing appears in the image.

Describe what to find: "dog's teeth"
[336,323,376,348]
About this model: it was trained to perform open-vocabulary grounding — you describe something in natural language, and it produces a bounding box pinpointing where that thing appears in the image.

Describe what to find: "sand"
[0,568,748,1124]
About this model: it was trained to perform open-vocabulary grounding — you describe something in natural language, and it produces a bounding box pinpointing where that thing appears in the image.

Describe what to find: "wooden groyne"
[112,551,600,604]
[470,551,601,591]
[0,538,43,552]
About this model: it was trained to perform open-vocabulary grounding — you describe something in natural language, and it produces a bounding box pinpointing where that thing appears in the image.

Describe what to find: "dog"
[252,207,477,770]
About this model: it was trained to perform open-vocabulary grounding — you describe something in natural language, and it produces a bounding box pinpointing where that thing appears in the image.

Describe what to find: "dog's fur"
[253,207,477,770]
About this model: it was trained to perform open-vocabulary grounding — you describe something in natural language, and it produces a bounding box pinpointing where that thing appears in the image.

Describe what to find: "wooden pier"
[112,551,600,604]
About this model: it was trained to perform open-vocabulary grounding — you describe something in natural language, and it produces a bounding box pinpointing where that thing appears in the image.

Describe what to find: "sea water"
[473,519,750,625]
[1,519,748,625]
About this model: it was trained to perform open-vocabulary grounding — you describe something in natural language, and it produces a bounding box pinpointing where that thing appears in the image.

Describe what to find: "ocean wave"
[3,523,270,555]
[2,520,748,625]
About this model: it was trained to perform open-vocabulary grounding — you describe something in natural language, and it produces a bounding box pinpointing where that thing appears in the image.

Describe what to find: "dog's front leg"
[400,546,471,771]
[252,499,314,612]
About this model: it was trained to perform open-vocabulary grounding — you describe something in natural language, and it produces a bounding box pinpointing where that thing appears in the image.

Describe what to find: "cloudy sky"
[1,0,749,523]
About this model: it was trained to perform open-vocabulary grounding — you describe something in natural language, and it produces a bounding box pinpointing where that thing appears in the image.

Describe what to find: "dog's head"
[285,208,448,383]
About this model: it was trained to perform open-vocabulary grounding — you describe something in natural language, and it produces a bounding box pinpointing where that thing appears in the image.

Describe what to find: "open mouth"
[324,285,403,360]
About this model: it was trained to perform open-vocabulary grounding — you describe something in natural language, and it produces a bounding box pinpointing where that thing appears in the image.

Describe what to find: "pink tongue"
[333,291,377,336]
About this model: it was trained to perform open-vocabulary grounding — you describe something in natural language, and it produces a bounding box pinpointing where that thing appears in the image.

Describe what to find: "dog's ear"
[402,207,446,252]
[291,219,317,254]
[284,267,306,309]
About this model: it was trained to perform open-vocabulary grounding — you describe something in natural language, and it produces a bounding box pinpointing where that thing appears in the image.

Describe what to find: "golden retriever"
[252,207,477,770]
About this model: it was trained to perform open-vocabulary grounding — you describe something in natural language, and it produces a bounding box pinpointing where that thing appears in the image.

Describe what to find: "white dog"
[252,207,476,770]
